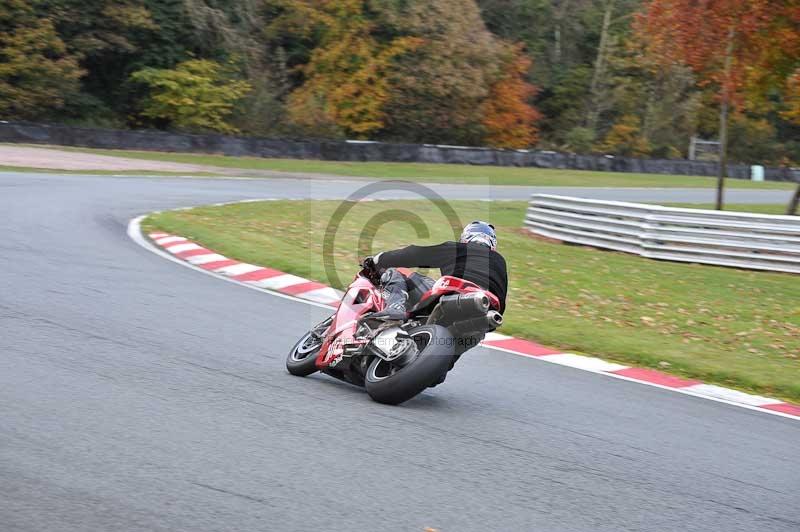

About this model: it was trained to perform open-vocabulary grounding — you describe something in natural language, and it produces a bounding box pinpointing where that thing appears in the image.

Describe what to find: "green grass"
[24,144,795,189]
[143,200,800,402]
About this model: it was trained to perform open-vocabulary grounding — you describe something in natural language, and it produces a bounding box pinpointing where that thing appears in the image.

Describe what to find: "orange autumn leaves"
[482,48,542,149]
[634,0,800,116]
[285,0,423,137]
[285,0,540,148]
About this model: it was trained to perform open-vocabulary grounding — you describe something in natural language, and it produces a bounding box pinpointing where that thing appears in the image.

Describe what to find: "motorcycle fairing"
[316,274,383,368]
[314,272,499,370]
[412,275,501,313]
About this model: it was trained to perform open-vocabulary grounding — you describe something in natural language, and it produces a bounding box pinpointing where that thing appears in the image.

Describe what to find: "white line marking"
[681,384,778,407]
[298,287,342,304]
[215,263,263,276]
[165,243,202,254]
[252,274,310,290]
[186,253,227,265]
[155,236,187,246]
[538,353,628,372]
[483,332,512,342]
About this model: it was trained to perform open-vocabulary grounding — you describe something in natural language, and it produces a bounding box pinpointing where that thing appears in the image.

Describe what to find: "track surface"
[0,170,796,203]
[1,172,798,532]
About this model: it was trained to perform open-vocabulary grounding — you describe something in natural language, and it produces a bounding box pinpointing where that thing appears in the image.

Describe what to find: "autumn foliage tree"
[634,0,800,209]
[282,0,540,146]
[380,0,505,145]
[784,68,800,215]
[781,69,800,126]
[0,1,83,119]
[482,46,541,148]
[3,0,799,166]
[596,114,651,156]
[131,59,251,133]
[284,0,421,138]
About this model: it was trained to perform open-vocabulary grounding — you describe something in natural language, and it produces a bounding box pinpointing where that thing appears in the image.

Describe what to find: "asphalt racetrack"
[1,172,798,531]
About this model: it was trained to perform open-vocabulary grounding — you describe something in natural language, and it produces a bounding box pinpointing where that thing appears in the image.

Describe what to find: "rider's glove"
[360,256,381,285]
[361,256,377,271]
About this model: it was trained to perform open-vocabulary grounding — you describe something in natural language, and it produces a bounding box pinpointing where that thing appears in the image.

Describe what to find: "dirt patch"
[0,144,365,181]
[0,145,223,173]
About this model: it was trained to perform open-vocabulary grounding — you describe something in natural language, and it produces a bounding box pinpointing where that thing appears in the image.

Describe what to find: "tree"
[42,0,158,113]
[130,59,251,133]
[4,0,798,158]
[232,47,292,136]
[727,115,783,165]
[602,34,700,158]
[584,0,641,133]
[476,0,553,82]
[482,45,542,148]
[563,126,596,153]
[380,0,505,144]
[782,69,800,126]
[285,0,421,138]
[781,67,800,216]
[0,3,83,120]
[595,114,650,156]
[282,0,507,144]
[538,65,593,144]
[585,0,616,132]
[634,0,800,209]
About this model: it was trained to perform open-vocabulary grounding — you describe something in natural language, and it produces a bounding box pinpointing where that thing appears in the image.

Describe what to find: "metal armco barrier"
[525,195,800,274]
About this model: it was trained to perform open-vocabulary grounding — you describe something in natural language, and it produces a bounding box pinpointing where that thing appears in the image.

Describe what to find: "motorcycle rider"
[364,220,508,321]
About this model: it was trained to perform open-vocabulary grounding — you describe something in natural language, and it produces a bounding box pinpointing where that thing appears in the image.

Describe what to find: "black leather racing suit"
[374,241,508,313]
[373,241,508,374]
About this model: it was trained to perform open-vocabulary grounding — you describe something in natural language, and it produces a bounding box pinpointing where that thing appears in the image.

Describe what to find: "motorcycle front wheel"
[364,324,455,405]
[286,316,332,376]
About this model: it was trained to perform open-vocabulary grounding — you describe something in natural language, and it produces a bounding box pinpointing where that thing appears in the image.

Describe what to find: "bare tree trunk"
[586,0,615,132]
[716,27,735,211]
[554,26,562,67]
[787,183,800,215]
[716,98,729,210]
[641,79,657,142]
[553,0,570,73]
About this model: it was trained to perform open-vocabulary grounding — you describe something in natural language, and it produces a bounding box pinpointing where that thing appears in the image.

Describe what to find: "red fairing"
[417,275,501,310]
[316,273,384,368]
[315,273,500,369]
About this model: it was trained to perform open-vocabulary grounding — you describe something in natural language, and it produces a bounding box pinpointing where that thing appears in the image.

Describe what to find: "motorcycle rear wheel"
[364,324,455,405]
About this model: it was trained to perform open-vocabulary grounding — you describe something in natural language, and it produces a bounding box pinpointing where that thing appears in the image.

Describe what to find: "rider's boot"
[369,268,409,321]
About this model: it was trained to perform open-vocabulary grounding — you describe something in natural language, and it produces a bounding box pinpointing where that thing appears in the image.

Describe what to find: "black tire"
[286,317,331,376]
[364,324,455,405]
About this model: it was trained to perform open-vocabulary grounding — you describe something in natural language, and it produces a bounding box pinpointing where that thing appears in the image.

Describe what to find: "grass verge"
[143,200,800,402]
[29,144,795,189]
[662,203,793,215]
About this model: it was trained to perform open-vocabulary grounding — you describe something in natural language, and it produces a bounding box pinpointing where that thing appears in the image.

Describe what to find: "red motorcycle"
[286,263,503,404]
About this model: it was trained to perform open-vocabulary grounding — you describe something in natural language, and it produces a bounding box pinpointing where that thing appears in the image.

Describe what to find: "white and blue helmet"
[460,220,497,250]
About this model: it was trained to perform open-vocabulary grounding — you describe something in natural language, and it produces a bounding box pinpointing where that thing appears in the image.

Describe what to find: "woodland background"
[1,0,799,165]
